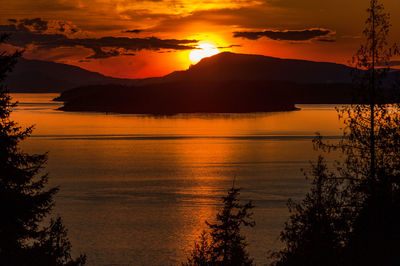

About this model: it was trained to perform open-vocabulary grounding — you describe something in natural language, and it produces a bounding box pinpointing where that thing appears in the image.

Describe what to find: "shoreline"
[57,105,300,116]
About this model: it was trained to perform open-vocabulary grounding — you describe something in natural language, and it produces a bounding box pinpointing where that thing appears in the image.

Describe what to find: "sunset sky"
[1,0,400,78]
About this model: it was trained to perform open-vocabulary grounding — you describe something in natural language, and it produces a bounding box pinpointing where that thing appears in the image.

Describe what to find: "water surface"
[12,93,344,265]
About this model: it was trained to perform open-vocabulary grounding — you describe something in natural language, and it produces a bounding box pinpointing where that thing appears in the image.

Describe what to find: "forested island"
[54,81,357,114]
[53,52,361,114]
[53,52,399,115]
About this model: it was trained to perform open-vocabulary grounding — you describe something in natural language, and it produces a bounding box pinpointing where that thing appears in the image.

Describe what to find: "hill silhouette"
[8,52,363,92]
[7,52,400,94]
[55,81,302,114]
[6,58,136,92]
[55,81,355,115]
[159,52,355,84]
[12,52,400,114]
[54,52,368,114]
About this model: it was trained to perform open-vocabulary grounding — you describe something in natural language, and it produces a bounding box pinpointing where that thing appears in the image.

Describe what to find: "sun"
[189,43,220,64]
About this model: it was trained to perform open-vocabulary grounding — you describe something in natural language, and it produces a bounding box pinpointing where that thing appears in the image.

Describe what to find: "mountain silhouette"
[8,52,400,93]
[7,52,362,92]
[159,52,355,84]
[6,58,136,92]
[11,52,400,114]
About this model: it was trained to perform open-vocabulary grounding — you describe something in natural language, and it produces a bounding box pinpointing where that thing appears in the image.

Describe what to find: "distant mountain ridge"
[6,58,137,92]
[160,52,355,84]
[50,52,400,114]
[6,52,365,92]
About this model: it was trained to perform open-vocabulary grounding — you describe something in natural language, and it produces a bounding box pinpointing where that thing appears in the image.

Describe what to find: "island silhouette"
[9,52,399,114]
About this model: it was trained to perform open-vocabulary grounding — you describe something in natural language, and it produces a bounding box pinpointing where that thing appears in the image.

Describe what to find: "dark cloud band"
[122,29,143,34]
[1,18,198,59]
[217,44,241,49]
[233,28,334,41]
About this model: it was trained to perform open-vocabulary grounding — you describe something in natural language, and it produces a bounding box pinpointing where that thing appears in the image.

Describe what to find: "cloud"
[122,29,144,34]
[233,28,334,41]
[18,18,49,32]
[7,18,81,36]
[86,47,121,59]
[0,18,198,59]
[217,44,242,49]
[317,38,336,42]
[85,47,136,59]
[86,48,135,59]
[6,18,49,33]
[148,6,286,32]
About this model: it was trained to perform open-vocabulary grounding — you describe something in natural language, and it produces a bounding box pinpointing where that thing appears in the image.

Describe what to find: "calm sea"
[12,93,344,265]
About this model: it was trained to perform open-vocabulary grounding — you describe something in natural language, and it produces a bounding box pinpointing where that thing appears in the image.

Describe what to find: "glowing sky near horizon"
[189,43,220,63]
[1,0,400,78]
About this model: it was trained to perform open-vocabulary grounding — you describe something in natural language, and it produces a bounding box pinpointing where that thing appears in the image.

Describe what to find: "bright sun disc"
[189,43,220,64]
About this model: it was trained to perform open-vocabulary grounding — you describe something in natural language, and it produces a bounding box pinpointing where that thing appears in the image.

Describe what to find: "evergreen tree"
[270,157,350,266]
[185,231,213,266]
[184,185,255,266]
[320,1,400,264]
[272,1,400,265]
[0,34,85,265]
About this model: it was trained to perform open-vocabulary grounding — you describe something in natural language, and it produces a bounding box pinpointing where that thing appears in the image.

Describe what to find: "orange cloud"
[1,18,198,59]
[233,28,335,41]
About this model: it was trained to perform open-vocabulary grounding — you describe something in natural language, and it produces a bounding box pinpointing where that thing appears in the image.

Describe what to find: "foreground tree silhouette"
[325,1,400,264]
[184,185,255,266]
[270,157,350,266]
[0,34,85,265]
[272,1,400,265]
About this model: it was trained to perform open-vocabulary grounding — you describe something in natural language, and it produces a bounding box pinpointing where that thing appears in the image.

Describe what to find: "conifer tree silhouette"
[0,33,86,265]
[272,1,400,265]
[184,184,255,266]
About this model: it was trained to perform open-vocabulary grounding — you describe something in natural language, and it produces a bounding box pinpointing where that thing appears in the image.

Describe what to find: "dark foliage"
[271,157,350,266]
[184,185,255,266]
[271,1,400,265]
[0,33,85,265]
